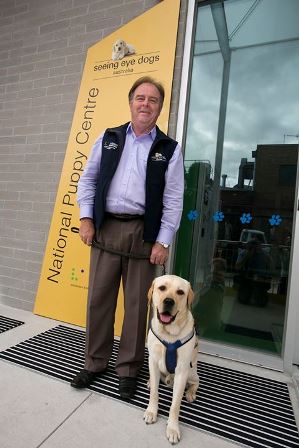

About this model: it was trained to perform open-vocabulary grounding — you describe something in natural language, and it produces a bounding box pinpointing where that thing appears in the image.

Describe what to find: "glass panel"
[175,0,299,356]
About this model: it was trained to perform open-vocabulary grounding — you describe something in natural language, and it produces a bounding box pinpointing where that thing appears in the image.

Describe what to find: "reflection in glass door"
[174,0,299,356]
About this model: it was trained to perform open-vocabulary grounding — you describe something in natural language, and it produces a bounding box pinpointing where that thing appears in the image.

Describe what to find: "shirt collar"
[127,122,156,141]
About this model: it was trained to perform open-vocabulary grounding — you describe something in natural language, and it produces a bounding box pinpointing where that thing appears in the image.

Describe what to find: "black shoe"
[71,369,98,389]
[119,376,137,400]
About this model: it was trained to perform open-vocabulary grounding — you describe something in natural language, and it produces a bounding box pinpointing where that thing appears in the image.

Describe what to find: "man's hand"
[150,242,169,265]
[79,218,95,246]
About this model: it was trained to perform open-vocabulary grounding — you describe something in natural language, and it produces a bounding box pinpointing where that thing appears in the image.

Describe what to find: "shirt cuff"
[79,205,94,220]
[156,229,174,246]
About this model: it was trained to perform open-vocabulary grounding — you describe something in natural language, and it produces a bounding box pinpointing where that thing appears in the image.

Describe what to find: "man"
[71,76,184,399]
[235,238,271,307]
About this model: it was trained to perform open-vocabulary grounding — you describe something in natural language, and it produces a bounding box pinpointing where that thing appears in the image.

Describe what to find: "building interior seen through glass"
[174,0,299,355]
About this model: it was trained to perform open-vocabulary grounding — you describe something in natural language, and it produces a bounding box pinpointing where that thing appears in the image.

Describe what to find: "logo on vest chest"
[151,152,166,162]
[104,141,118,150]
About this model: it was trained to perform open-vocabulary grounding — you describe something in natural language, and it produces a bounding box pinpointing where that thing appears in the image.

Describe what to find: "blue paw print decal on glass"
[187,210,199,221]
[269,214,282,226]
[240,213,252,224]
[213,211,224,222]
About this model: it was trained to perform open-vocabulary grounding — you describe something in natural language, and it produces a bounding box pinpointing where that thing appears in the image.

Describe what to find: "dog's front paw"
[166,423,180,444]
[143,408,157,424]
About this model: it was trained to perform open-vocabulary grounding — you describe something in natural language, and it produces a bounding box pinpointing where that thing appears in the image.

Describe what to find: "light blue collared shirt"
[77,123,184,245]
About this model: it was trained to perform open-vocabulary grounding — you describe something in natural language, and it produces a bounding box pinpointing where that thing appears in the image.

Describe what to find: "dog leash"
[92,240,151,259]
[92,241,170,273]
[145,262,166,338]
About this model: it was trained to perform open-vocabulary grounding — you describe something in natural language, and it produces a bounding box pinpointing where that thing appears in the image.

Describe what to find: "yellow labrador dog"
[144,275,199,444]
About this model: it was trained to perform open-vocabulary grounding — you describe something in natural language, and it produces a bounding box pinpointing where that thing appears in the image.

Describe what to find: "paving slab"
[0,362,90,448]
[40,393,238,448]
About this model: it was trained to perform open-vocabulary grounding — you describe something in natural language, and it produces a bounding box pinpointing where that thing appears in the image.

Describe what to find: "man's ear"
[187,285,194,309]
[147,279,155,303]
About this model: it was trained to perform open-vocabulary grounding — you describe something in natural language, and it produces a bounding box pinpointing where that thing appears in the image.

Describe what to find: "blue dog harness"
[150,327,195,374]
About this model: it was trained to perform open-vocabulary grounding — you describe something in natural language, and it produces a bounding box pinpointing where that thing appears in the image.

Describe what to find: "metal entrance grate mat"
[0,324,298,448]
[0,315,24,333]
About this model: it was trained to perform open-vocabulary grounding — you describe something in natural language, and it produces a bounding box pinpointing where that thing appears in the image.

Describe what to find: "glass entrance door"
[174,0,299,360]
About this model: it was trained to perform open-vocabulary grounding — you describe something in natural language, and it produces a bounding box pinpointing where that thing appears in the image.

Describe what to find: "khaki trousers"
[84,216,155,377]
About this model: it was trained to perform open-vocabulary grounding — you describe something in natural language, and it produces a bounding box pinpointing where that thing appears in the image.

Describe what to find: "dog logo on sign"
[112,39,136,61]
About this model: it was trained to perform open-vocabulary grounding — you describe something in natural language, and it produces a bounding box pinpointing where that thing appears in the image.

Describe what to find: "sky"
[185,0,299,187]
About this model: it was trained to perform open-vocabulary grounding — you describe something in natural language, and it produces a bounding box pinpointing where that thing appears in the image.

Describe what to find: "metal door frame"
[174,0,299,372]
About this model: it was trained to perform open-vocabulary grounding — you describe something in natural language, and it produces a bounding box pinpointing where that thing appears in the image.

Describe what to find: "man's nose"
[142,98,149,106]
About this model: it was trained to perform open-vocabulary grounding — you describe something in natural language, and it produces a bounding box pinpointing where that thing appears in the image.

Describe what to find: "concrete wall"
[0,0,188,310]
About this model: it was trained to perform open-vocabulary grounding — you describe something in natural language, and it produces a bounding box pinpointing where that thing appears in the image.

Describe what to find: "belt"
[105,212,144,221]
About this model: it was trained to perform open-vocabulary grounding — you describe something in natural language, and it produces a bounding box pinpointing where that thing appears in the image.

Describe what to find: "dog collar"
[150,326,195,374]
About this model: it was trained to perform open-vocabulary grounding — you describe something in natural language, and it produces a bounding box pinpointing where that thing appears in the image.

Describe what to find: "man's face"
[129,83,162,132]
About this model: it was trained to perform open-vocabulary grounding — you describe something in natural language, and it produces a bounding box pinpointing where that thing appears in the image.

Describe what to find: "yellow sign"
[34,0,181,334]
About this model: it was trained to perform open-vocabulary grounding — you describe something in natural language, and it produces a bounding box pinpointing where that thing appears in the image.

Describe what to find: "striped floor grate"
[0,324,298,448]
[0,315,24,333]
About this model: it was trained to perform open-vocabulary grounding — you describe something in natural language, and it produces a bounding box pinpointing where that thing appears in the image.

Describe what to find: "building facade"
[1,0,299,373]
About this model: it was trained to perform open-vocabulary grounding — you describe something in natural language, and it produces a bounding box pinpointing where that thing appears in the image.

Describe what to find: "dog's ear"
[147,279,155,303]
[187,285,194,309]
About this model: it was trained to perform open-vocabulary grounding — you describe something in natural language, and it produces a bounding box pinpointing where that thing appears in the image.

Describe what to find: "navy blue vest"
[93,122,177,242]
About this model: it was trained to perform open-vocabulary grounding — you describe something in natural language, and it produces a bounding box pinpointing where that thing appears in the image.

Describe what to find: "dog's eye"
[158,285,166,291]
[177,289,185,295]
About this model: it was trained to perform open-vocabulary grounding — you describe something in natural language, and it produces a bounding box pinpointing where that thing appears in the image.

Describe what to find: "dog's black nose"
[163,298,175,308]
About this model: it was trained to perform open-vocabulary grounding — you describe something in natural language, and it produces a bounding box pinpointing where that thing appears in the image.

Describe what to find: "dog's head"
[148,275,194,326]
[113,39,126,54]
